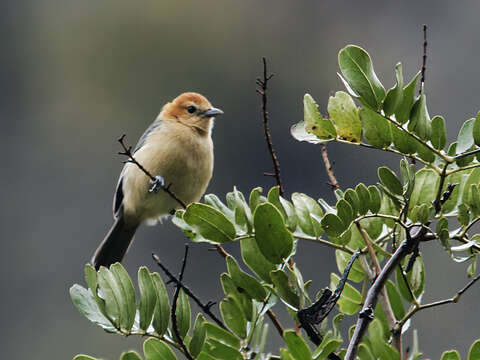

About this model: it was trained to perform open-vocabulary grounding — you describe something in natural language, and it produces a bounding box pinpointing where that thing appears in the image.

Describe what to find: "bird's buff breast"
[121,125,213,223]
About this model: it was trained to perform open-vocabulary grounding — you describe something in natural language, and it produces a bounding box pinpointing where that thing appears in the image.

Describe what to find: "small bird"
[91,92,223,269]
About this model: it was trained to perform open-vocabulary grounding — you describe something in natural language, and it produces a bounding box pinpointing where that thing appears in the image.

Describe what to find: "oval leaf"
[183,203,236,243]
[327,91,361,142]
[338,45,386,110]
[254,203,294,264]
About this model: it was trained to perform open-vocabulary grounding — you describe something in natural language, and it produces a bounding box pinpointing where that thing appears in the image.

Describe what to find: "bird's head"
[162,92,223,136]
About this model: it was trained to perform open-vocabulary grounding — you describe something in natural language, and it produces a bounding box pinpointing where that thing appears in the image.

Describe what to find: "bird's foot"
[149,175,165,193]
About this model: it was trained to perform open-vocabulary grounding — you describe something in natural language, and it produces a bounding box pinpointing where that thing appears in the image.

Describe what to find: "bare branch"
[257,57,285,196]
[320,144,340,191]
[420,24,428,94]
[152,253,226,330]
[170,246,194,360]
[345,226,427,360]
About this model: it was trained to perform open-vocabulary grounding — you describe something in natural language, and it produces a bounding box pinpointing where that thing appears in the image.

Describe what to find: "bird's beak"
[203,107,224,118]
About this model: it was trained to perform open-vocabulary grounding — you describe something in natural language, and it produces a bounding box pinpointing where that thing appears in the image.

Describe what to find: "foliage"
[72,45,480,359]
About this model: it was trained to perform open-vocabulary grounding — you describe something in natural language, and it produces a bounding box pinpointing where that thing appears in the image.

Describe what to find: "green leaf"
[110,263,136,332]
[151,273,170,336]
[391,125,417,154]
[84,264,98,294]
[96,266,122,329]
[270,270,300,310]
[304,93,337,140]
[330,273,362,315]
[409,169,440,210]
[138,267,156,331]
[385,280,405,319]
[461,168,480,204]
[336,199,354,228]
[344,189,360,215]
[69,285,113,330]
[226,256,267,301]
[283,330,312,360]
[368,185,382,213]
[359,107,392,148]
[241,236,276,283]
[189,314,207,358]
[395,71,420,124]
[327,91,362,142]
[457,118,476,154]
[227,187,253,233]
[468,339,480,360]
[473,112,480,146]
[254,203,294,264]
[292,193,323,236]
[368,319,400,360]
[440,350,461,360]
[355,183,371,215]
[144,338,177,360]
[378,167,403,196]
[220,274,253,321]
[416,141,435,163]
[357,343,375,360]
[431,115,447,150]
[338,45,386,110]
[220,298,247,338]
[174,289,191,339]
[249,187,267,213]
[204,322,241,349]
[120,351,143,360]
[383,63,404,117]
[408,93,431,140]
[321,213,347,238]
[183,203,236,243]
[395,258,425,302]
[204,194,235,224]
[73,356,98,360]
[458,203,470,226]
[203,339,243,360]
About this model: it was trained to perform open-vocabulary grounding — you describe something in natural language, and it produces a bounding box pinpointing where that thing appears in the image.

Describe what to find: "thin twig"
[117,134,187,209]
[152,253,226,330]
[257,57,284,196]
[345,226,427,360]
[394,273,480,333]
[320,144,339,191]
[420,24,427,94]
[170,246,194,360]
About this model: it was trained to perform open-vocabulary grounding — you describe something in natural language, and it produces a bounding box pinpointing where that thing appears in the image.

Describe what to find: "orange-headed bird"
[91,92,223,269]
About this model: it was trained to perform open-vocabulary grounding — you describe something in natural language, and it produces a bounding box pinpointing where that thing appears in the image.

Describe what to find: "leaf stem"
[294,234,355,254]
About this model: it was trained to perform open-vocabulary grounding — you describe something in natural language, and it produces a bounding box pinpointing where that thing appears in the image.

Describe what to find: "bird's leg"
[149,175,165,193]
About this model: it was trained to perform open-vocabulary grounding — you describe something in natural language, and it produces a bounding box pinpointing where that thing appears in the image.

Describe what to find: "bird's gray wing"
[112,117,164,217]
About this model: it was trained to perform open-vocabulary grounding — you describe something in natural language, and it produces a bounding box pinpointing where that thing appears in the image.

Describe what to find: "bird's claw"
[149,175,165,193]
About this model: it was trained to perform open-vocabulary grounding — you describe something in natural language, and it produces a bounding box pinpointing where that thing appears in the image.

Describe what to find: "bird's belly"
[122,138,213,223]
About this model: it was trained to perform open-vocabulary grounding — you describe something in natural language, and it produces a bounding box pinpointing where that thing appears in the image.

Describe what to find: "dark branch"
[345,226,427,360]
[170,246,194,360]
[117,134,187,209]
[420,24,428,94]
[152,253,226,330]
[257,57,285,196]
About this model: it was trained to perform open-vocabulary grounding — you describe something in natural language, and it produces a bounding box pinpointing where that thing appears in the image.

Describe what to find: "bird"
[91,92,223,270]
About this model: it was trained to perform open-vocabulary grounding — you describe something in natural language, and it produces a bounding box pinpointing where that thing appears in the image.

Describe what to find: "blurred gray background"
[2,1,480,359]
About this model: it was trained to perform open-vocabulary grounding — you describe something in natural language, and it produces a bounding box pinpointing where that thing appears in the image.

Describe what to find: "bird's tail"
[91,214,139,270]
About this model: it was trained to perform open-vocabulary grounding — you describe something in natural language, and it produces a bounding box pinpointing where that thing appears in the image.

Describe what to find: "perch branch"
[118,134,187,209]
[420,24,427,94]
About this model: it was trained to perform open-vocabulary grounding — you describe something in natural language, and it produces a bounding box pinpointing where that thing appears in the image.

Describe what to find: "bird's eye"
[186,106,196,114]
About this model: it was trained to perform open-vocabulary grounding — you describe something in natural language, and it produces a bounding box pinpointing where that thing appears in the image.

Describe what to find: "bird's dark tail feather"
[91,214,139,270]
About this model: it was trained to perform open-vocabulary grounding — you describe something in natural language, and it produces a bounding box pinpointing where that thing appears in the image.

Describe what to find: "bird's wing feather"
[112,117,164,217]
